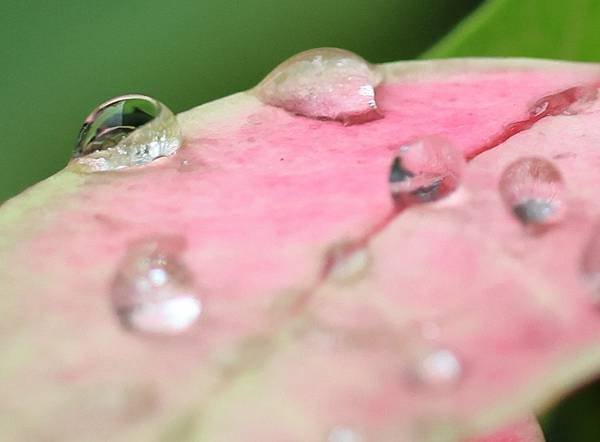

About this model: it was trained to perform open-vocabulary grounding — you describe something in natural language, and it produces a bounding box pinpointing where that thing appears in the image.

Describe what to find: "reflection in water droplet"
[499,157,565,227]
[323,241,370,283]
[415,348,463,387]
[529,85,598,117]
[111,235,202,335]
[72,94,182,172]
[580,223,600,304]
[389,136,465,207]
[328,427,363,442]
[255,48,382,125]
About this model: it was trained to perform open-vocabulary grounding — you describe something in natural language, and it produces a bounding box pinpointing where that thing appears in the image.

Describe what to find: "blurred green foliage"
[426,0,600,60]
[542,379,600,442]
[0,0,480,201]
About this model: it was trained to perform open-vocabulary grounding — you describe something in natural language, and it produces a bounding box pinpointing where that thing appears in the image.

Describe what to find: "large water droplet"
[529,85,598,117]
[255,48,382,125]
[323,241,371,283]
[389,136,465,207]
[72,94,182,172]
[580,223,600,304]
[413,348,463,388]
[111,235,202,335]
[499,157,565,227]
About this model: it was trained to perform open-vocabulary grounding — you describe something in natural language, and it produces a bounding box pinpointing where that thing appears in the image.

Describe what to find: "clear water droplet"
[72,94,182,172]
[111,235,202,335]
[178,158,198,172]
[389,136,465,207]
[499,157,565,226]
[328,427,363,442]
[255,48,383,125]
[580,223,600,304]
[529,85,598,117]
[414,348,463,387]
[323,241,370,283]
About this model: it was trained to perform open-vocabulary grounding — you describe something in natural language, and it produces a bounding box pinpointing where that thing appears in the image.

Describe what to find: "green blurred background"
[1,0,599,440]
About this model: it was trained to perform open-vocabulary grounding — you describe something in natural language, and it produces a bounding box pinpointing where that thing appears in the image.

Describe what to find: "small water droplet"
[323,241,370,283]
[529,85,598,117]
[553,152,577,160]
[580,223,600,304]
[413,348,463,387]
[499,157,565,227]
[328,427,363,442]
[389,136,465,207]
[246,114,264,126]
[255,48,382,125]
[72,94,182,172]
[111,235,202,335]
[178,158,198,172]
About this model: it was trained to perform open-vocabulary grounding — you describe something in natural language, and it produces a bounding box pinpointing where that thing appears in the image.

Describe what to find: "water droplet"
[553,152,577,160]
[255,48,382,125]
[178,158,198,172]
[72,94,182,172]
[328,427,363,442]
[413,348,463,387]
[529,86,598,117]
[580,223,600,304]
[111,235,202,335]
[323,241,370,283]
[499,157,565,226]
[389,136,465,207]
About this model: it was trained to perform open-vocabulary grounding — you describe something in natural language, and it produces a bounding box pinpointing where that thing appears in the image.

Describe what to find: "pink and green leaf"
[1,58,600,440]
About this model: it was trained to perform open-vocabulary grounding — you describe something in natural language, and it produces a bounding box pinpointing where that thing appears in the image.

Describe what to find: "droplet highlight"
[328,427,363,442]
[323,241,370,284]
[413,348,463,388]
[111,235,202,335]
[72,94,182,171]
[389,136,465,207]
[499,157,565,226]
[178,158,199,173]
[580,223,600,304]
[529,85,598,117]
[255,48,382,125]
